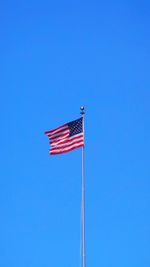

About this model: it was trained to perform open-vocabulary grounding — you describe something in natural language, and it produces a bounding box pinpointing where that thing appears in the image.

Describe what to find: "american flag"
[44,117,84,155]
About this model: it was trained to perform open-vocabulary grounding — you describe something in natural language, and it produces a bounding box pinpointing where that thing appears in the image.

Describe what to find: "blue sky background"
[0,0,150,266]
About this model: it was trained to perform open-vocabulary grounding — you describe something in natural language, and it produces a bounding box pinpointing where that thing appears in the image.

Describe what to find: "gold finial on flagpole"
[80,106,85,115]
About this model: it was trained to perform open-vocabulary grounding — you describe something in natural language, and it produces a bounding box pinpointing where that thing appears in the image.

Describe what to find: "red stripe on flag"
[44,124,67,135]
[50,140,84,152]
[50,133,70,144]
[50,133,83,146]
[51,136,84,149]
[50,144,84,155]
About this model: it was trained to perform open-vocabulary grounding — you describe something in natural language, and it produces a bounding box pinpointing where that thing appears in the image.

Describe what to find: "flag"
[44,117,84,155]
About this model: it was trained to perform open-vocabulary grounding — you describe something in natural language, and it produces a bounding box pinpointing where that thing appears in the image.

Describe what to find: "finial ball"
[80,106,85,111]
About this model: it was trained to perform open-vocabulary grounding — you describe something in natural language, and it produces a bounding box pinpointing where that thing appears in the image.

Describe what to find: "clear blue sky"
[0,0,150,266]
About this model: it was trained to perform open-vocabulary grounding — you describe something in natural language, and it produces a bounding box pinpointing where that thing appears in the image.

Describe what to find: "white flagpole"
[80,106,86,267]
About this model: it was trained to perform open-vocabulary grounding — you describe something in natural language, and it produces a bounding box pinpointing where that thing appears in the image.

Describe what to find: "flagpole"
[80,106,86,267]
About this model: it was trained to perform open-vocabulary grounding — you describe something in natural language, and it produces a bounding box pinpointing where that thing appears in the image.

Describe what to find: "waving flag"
[44,117,84,155]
